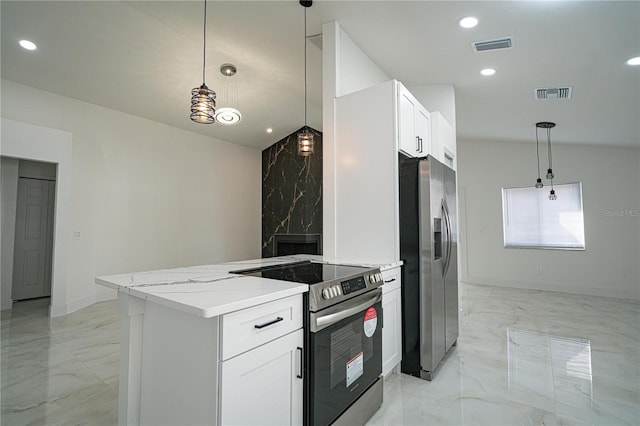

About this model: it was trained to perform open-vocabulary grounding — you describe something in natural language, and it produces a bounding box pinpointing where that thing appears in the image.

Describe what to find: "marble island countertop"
[96,256,310,318]
[96,255,403,319]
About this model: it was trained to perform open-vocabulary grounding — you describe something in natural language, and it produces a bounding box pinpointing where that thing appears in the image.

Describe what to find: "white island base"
[98,258,308,426]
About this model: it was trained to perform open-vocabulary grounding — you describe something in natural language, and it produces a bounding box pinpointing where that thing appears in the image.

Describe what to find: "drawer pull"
[384,278,396,283]
[254,316,284,329]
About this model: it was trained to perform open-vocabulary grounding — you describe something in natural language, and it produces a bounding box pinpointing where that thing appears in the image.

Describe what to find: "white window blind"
[502,182,585,249]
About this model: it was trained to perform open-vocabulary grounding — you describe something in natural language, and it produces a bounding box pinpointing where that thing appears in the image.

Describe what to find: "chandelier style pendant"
[536,122,557,200]
[190,0,216,124]
[215,63,242,125]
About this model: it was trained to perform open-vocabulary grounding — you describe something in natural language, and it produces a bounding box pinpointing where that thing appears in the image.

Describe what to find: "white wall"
[1,80,262,315]
[1,158,19,310]
[409,84,456,132]
[458,138,640,300]
[322,21,390,259]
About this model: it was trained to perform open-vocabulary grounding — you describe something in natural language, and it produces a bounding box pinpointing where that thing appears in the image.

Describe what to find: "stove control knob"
[322,288,332,300]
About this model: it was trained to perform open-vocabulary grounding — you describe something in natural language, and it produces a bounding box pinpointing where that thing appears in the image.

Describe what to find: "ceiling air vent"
[535,86,573,100]
[472,37,514,52]
[307,33,322,50]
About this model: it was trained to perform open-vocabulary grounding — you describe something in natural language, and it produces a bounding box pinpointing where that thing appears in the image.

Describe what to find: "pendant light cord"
[202,0,207,85]
[546,127,553,171]
[303,6,308,128]
[535,127,541,179]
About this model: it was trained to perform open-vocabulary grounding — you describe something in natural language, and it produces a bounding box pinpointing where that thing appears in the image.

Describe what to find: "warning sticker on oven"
[363,307,378,337]
[346,351,364,387]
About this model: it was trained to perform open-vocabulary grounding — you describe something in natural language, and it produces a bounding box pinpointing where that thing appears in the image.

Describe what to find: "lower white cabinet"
[381,267,402,377]
[135,294,304,426]
[220,329,304,426]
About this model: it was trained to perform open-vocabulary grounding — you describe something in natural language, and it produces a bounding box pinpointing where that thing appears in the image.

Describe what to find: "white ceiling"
[2,1,639,150]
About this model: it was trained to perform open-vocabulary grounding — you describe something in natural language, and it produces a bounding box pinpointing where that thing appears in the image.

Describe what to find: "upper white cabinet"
[398,84,431,158]
[329,79,454,265]
[430,111,457,170]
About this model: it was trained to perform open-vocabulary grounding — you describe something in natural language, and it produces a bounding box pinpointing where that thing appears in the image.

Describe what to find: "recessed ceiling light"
[459,17,478,29]
[626,56,640,66]
[480,68,496,76]
[266,128,273,134]
[19,39,37,51]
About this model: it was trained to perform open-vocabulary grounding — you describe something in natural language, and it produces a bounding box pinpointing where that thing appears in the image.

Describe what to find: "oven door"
[308,289,383,426]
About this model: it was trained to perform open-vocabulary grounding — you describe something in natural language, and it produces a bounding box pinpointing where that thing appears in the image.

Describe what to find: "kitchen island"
[96,256,309,426]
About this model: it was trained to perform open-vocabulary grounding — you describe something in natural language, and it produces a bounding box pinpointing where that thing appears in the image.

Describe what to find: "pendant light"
[297,0,314,157]
[534,124,544,189]
[536,121,557,200]
[214,63,242,125]
[190,0,216,124]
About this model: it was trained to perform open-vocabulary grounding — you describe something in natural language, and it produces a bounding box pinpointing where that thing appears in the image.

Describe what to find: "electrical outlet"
[536,267,543,275]
[73,231,81,240]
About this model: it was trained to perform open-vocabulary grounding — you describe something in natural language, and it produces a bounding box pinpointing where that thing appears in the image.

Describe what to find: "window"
[502,182,585,249]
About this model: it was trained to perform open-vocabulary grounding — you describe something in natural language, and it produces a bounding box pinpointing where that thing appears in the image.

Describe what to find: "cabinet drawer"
[221,295,303,360]
[382,267,401,294]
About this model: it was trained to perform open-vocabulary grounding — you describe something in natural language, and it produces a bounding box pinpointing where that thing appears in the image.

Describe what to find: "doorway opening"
[1,158,57,310]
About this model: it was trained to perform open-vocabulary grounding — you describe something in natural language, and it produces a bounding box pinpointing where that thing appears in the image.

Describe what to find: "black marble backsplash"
[262,127,322,258]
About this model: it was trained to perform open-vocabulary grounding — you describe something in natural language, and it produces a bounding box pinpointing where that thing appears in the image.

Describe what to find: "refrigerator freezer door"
[420,157,446,375]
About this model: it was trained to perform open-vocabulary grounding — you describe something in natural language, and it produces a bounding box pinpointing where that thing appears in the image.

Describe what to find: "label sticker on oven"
[346,351,364,387]
[363,307,378,338]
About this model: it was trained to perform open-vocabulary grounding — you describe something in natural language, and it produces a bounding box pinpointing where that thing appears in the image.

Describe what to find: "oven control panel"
[321,272,383,300]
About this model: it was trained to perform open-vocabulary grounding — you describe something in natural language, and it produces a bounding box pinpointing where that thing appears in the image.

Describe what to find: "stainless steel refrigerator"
[398,153,458,381]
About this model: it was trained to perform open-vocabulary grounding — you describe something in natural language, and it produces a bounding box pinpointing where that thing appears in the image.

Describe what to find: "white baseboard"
[463,275,640,301]
[50,294,96,317]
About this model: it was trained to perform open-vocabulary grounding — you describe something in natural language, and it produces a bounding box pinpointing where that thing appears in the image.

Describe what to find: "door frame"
[1,119,72,317]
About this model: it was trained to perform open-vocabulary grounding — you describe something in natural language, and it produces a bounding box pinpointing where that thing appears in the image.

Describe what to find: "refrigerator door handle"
[441,198,453,277]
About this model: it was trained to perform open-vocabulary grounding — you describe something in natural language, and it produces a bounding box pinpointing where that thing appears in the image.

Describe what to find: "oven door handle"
[312,291,382,332]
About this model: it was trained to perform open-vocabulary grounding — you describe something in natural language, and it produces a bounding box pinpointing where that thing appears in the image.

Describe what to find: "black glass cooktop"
[231,261,373,285]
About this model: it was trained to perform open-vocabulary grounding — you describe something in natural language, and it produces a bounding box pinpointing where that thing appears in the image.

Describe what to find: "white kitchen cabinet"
[133,293,304,426]
[329,80,436,264]
[430,111,457,170]
[381,266,402,377]
[220,329,304,426]
[398,84,431,158]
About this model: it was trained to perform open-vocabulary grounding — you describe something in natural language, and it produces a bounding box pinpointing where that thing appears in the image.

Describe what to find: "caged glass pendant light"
[536,121,557,200]
[190,0,216,124]
[297,0,314,157]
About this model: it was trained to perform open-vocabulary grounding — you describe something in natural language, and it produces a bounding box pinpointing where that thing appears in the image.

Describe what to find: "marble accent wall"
[262,127,322,258]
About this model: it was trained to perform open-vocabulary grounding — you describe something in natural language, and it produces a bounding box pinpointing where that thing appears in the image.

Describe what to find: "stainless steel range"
[232,260,384,426]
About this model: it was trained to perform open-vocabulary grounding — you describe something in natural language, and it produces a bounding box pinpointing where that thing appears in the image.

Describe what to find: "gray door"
[12,178,55,300]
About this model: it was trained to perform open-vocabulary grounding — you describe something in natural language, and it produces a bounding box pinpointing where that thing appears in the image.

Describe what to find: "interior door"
[12,178,55,300]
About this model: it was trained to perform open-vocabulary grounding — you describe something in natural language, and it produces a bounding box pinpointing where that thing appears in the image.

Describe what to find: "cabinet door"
[415,106,431,157]
[398,85,430,157]
[220,329,304,426]
[382,287,402,377]
[398,89,420,157]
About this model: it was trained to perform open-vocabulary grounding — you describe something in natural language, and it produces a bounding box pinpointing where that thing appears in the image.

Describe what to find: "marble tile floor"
[1,283,639,426]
